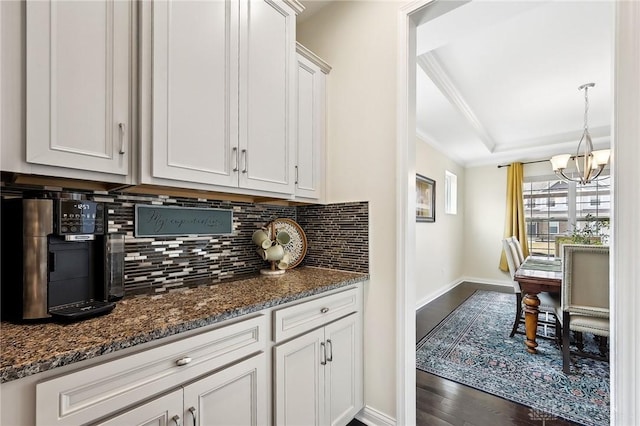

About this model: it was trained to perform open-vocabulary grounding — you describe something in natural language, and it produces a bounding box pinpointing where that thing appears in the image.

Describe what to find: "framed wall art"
[416,174,435,222]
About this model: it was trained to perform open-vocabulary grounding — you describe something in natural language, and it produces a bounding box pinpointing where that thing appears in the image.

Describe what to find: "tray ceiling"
[416,1,614,167]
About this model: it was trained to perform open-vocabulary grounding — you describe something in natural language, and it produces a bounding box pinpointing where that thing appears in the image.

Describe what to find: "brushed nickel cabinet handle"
[320,307,329,314]
[171,415,181,426]
[241,149,248,173]
[326,339,333,362]
[118,123,126,155]
[176,356,192,366]
[188,407,196,426]
[232,147,238,172]
[320,342,326,365]
[295,165,299,184]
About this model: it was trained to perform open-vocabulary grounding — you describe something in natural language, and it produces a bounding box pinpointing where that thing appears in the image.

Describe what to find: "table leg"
[523,293,540,354]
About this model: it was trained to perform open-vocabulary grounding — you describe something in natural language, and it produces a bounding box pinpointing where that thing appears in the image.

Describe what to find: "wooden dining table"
[514,256,562,354]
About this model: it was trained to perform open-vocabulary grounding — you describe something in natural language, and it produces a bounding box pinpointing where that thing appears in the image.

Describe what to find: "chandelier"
[550,82,610,185]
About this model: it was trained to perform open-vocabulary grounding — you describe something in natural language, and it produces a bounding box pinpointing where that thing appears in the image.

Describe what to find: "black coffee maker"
[1,193,124,321]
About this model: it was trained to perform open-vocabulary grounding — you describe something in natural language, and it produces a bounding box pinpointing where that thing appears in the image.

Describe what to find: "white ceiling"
[416,1,614,167]
[297,1,614,167]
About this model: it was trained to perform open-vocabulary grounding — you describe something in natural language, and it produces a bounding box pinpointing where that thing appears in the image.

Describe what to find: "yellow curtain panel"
[499,162,530,271]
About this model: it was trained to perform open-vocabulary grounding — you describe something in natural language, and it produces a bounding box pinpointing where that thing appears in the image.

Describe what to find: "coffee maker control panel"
[57,200,105,235]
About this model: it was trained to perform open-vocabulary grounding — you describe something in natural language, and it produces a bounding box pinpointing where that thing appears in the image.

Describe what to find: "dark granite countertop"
[0,267,367,383]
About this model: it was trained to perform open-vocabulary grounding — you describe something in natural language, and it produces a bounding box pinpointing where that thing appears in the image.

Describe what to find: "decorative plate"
[266,218,307,269]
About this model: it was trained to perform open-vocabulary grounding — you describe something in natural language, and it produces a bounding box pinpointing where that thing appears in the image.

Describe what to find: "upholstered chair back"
[562,244,609,318]
[508,236,525,264]
[503,238,516,278]
[502,238,521,294]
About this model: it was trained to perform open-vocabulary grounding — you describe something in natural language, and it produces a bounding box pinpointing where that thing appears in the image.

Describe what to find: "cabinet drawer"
[36,315,266,426]
[273,287,361,343]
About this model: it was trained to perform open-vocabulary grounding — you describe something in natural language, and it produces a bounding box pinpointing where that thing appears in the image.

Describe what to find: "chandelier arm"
[590,165,606,181]
[555,169,582,183]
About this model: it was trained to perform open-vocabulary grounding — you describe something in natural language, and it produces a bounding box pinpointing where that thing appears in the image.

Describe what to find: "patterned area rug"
[416,290,609,426]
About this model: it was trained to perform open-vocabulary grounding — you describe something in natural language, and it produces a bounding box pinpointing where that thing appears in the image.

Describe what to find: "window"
[444,171,457,215]
[523,176,610,257]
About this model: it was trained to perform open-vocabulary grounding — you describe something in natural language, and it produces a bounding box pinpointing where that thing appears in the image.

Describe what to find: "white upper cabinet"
[151,0,239,188]
[295,43,331,200]
[26,0,132,176]
[148,0,301,196]
[239,0,297,194]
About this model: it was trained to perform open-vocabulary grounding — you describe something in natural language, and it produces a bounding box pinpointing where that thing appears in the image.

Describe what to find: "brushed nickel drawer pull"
[320,307,329,314]
[171,415,181,426]
[320,342,327,365]
[176,356,192,366]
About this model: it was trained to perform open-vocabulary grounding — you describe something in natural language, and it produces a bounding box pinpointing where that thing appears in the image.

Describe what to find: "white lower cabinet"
[24,287,363,426]
[36,315,266,425]
[97,354,266,426]
[183,353,267,426]
[95,389,183,426]
[273,288,363,426]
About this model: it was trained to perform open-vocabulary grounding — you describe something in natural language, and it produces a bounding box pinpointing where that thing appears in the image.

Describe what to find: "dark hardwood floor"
[415,282,578,426]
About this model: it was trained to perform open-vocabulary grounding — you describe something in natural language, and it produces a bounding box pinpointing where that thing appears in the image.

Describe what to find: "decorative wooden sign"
[135,205,233,237]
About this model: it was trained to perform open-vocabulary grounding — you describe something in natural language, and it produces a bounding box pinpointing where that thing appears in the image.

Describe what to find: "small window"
[549,221,560,234]
[444,171,457,215]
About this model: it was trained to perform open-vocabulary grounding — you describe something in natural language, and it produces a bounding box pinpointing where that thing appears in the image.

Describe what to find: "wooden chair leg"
[555,317,562,346]
[562,312,571,374]
[510,293,522,338]
[598,336,609,358]
[575,331,584,352]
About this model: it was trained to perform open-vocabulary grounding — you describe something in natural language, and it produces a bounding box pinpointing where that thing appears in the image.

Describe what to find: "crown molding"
[296,42,332,74]
[492,125,611,153]
[283,0,304,15]
[417,52,496,152]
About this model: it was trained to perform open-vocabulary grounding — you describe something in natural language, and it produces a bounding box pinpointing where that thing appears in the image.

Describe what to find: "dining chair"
[555,244,609,374]
[508,236,525,264]
[502,238,558,338]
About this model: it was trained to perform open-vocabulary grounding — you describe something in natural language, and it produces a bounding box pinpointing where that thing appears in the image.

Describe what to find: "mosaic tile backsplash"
[298,202,369,274]
[104,194,297,293]
[1,184,368,294]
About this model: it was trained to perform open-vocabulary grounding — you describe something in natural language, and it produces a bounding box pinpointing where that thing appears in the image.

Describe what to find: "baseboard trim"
[415,277,514,311]
[415,278,464,310]
[356,405,396,426]
[459,276,513,288]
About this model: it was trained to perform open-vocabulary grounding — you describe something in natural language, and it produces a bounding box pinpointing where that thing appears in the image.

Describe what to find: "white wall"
[415,138,465,307]
[462,165,512,285]
[297,1,401,422]
[461,161,566,285]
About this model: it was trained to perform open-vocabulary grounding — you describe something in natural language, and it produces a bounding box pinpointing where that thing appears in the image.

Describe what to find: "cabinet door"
[183,353,267,426]
[26,0,131,175]
[95,390,182,426]
[238,0,296,194]
[325,314,363,426]
[295,54,325,199]
[274,328,326,426]
[151,0,239,187]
